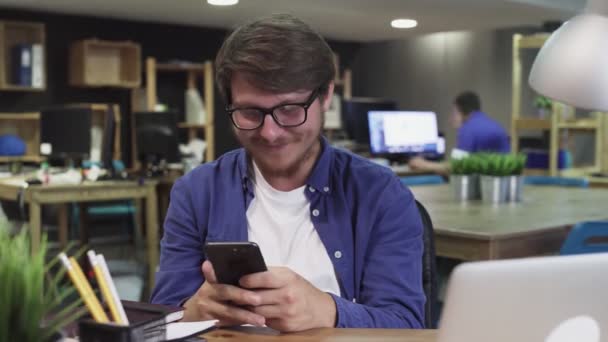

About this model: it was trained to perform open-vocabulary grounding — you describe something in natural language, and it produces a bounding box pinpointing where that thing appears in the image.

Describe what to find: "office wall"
[351,27,542,151]
[0,8,361,165]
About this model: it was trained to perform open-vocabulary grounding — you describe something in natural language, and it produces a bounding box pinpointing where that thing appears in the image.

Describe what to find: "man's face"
[450,104,464,129]
[229,73,333,177]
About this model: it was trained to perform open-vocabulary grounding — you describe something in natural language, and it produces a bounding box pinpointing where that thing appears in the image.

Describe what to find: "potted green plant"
[478,153,511,203]
[533,95,552,119]
[0,221,86,342]
[506,153,527,202]
[450,155,481,201]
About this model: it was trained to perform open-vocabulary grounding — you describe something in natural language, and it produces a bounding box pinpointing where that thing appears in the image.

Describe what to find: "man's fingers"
[240,267,292,289]
[250,304,283,319]
[212,283,261,306]
[202,260,218,283]
[205,300,265,326]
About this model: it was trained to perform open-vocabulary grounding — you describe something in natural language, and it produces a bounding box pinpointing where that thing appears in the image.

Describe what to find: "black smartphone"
[204,242,268,287]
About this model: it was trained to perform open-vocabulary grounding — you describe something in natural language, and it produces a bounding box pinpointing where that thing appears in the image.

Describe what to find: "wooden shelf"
[557,119,601,130]
[0,112,39,120]
[178,122,206,129]
[516,33,551,49]
[156,63,206,73]
[514,117,551,130]
[69,39,141,88]
[0,20,46,91]
[0,155,44,163]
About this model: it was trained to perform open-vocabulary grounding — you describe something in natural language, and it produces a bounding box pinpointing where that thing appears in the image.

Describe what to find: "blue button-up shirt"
[457,111,510,153]
[151,138,425,328]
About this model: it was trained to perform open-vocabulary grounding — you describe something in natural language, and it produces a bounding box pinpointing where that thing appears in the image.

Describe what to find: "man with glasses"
[151,14,425,331]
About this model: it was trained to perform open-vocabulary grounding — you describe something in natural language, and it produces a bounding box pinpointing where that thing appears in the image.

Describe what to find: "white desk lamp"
[529,0,608,111]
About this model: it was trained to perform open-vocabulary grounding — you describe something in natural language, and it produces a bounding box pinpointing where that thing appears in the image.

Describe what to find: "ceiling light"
[391,19,418,29]
[529,0,608,111]
[207,0,239,6]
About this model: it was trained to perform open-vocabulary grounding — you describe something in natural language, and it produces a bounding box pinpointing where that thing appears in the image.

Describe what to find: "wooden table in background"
[411,185,608,261]
[0,179,160,287]
[203,327,437,342]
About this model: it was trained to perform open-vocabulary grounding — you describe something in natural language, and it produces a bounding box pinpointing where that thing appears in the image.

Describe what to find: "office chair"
[401,175,446,187]
[560,221,608,255]
[524,175,588,188]
[415,199,438,328]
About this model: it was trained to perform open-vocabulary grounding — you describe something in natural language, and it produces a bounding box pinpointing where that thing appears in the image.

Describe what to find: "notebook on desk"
[438,253,608,342]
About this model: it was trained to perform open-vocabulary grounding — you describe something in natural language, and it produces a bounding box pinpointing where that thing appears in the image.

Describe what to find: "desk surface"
[411,184,608,240]
[203,327,437,342]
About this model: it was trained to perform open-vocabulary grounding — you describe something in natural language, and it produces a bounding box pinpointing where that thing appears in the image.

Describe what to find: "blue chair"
[523,175,589,188]
[560,221,608,255]
[400,175,445,187]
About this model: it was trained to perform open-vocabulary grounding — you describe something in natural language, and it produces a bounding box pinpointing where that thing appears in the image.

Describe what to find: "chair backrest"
[523,175,588,188]
[401,175,445,187]
[415,199,438,328]
[560,221,608,255]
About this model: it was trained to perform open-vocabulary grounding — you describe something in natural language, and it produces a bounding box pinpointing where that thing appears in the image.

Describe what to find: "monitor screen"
[368,111,439,155]
[40,107,92,158]
[134,111,180,164]
[341,98,397,147]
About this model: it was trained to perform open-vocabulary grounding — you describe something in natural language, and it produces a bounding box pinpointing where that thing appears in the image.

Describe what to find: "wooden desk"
[589,176,608,188]
[203,327,437,342]
[0,179,160,287]
[411,185,608,261]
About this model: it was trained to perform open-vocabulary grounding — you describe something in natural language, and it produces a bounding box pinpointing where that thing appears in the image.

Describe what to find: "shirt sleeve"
[330,177,426,328]
[150,176,206,305]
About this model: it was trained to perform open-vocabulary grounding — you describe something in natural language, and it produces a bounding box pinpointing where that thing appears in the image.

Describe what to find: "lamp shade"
[529,1,608,111]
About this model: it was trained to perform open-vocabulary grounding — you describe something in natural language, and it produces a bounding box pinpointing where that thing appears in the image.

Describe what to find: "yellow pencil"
[59,253,109,323]
[87,250,124,325]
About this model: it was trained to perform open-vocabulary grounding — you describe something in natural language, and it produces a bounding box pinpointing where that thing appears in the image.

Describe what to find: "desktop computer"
[341,98,397,151]
[133,111,180,177]
[40,107,93,167]
[367,110,442,163]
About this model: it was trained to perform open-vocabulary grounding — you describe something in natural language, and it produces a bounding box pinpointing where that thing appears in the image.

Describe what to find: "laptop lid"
[438,253,608,342]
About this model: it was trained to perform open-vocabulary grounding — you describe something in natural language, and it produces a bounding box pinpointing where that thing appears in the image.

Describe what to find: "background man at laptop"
[409,91,510,175]
[151,14,426,332]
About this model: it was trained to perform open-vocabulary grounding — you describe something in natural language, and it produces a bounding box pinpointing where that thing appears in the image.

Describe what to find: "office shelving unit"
[511,33,604,176]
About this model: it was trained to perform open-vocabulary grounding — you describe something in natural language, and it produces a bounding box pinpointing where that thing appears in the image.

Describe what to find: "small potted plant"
[533,95,552,119]
[479,153,511,204]
[506,153,527,202]
[0,222,86,342]
[450,155,481,201]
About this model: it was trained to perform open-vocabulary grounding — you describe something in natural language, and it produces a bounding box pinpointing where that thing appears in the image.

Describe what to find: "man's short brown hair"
[215,14,336,104]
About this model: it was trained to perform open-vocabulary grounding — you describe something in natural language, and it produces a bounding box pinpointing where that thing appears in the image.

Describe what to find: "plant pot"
[451,174,480,201]
[506,175,523,202]
[480,175,508,204]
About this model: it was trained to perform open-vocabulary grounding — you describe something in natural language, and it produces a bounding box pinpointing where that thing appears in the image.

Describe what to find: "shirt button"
[323,186,330,192]
[334,251,342,259]
[309,186,316,193]
[312,209,320,217]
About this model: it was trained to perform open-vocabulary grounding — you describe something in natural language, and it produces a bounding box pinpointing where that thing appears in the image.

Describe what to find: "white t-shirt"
[246,162,341,296]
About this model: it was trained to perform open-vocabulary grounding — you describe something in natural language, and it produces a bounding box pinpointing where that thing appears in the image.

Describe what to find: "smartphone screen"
[204,242,268,287]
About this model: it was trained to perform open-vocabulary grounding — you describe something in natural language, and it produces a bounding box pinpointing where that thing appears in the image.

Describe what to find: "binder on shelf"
[31,44,44,88]
[10,44,32,86]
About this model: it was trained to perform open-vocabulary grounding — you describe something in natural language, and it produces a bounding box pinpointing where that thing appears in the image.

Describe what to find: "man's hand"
[240,267,337,332]
[408,156,449,175]
[183,261,266,327]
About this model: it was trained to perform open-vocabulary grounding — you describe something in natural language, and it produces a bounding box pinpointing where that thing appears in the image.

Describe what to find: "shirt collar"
[237,136,334,195]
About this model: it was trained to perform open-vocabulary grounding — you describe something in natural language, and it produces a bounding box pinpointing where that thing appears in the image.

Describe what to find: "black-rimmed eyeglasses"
[226,89,320,130]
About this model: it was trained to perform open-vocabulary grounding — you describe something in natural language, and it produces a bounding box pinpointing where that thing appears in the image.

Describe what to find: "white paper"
[165,320,217,341]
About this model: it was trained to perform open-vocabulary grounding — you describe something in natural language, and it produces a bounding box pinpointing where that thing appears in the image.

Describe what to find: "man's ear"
[321,82,335,112]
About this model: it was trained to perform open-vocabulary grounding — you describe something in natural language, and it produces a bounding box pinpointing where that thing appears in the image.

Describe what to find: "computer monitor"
[368,110,439,160]
[40,107,92,165]
[134,111,180,166]
[341,98,397,148]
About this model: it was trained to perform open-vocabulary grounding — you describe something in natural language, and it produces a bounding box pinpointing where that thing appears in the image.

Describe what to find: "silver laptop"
[438,253,608,342]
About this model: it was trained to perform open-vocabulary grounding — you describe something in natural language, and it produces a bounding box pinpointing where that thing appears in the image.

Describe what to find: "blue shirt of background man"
[457,111,510,153]
[151,138,426,328]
